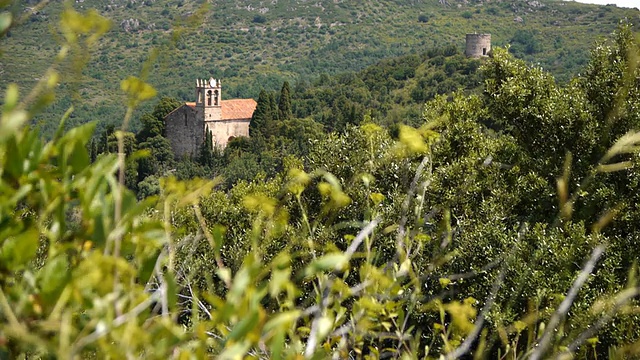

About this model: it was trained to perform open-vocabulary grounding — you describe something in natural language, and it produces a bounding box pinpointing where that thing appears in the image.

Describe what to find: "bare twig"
[529,245,606,360]
[445,258,503,282]
[113,107,133,260]
[0,286,20,327]
[345,217,381,258]
[444,267,506,360]
[305,279,332,358]
[303,281,371,317]
[186,281,212,320]
[70,289,162,356]
[193,203,228,287]
[552,286,640,359]
[397,156,430,255]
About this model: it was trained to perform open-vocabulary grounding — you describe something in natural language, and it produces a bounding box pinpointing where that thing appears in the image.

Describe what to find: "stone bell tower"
[196,77,222,121]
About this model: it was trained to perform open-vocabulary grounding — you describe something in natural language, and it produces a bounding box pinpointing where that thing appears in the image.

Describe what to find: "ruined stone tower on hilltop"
[465,33,491,58]
[164,78,257,157]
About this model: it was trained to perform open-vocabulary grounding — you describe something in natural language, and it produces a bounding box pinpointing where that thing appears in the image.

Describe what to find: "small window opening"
[184,113,187,126]
[482,48,487,55]
[214,90,219,106]
[207,90,212,106]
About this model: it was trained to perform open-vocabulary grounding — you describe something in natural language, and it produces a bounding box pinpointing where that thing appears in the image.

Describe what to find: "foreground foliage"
[1,6,640,360]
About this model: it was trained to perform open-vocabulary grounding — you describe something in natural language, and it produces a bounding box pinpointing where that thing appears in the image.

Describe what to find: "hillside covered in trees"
[3,1,640,359]
[92,43,483,195]
[1,0,639,136]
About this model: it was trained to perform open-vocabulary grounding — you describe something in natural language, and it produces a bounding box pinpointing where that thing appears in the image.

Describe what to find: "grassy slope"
[0,0,638,136]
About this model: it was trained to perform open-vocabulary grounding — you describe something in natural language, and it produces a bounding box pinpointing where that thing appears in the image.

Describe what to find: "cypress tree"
[198,129,215,167]
[261,92,279,138]
[268,92,279,122]
[278,81,292,120]
[250,90,270,137]
[89,138,97,162]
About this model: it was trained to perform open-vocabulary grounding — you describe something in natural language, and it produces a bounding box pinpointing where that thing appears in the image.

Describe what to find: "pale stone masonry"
[465,33,491,58]
[164,78,257,157]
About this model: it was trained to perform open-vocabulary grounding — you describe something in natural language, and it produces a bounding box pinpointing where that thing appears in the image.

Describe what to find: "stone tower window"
[214,90,219,106]
[483,48,487,55]
[207,90,212,106]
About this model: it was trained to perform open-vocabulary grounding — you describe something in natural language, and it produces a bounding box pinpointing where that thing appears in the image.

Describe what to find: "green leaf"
[269,268,291,298]
[3,135,22,179]
[217,267,231,285]
[165,271,177,313]
[315,315,333,345]
[228,267,250,303]
[305,253,348,277]
[212,224,226,253]
[398,124,428,155]
[68,140,90,174]
[3,83,18,111]
[92,212,107,247]
[264,310,301,334]
[39,255,70,305]
[138,249,160,285]
[0,228,39,270]
[269,329,285,360]
[219,341,252,360]
[0,12,11,35]
[226,309,259,343]
[121,76,157,107]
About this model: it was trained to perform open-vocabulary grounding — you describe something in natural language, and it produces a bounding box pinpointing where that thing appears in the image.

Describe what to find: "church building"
[164,78,257,157]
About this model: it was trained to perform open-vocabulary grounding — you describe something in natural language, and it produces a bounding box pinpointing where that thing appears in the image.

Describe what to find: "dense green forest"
[1,0,639,136]
[3,1,640,359]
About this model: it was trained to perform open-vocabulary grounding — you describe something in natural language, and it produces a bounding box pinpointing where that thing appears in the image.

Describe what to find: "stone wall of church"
[165,105,203,158]
[206,119,250,148]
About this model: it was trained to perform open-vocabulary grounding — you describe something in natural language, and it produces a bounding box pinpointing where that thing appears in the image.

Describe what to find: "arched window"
[214,90,219,106]
[207,90,212,106]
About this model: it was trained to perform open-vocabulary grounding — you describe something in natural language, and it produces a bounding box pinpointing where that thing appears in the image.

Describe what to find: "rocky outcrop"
[120,18,140,32]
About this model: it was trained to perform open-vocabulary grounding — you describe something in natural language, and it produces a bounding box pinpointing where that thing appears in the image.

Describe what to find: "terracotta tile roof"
[185,102,196,108]
[221,99,257,120]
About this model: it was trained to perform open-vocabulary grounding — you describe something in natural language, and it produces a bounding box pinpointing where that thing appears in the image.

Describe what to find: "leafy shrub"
[252,14,267,24]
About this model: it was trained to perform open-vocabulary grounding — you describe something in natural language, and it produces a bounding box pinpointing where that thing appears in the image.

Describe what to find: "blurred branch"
[444,266,506,360]
[554,286,640,359]
[397,155,430,255]
[530,245,606,360]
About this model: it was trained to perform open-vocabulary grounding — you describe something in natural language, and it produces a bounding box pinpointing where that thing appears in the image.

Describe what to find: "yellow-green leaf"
[0,229,39,270]
[0,12,10,34]
[121,76,157,107]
